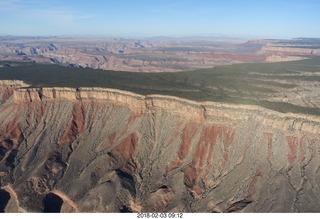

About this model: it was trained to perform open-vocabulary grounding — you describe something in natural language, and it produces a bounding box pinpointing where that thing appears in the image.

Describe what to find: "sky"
[0,0,319,38]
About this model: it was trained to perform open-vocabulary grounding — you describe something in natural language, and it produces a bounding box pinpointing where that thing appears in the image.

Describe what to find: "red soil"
[180,124,236,195]
[286,136,298,164]
[247,170,262,198]
[58,102,86,145]
[264,133,273,161]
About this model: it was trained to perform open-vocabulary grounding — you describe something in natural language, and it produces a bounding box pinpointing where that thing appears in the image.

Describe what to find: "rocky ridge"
[1,80,320,212]
[0,36,301,72]
[11,86,320,135]
[262,46,320,56]
[2,37,320,72]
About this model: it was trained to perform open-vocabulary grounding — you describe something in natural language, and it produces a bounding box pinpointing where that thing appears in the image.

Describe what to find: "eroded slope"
[2,37,319,72]
[1,81,320,212]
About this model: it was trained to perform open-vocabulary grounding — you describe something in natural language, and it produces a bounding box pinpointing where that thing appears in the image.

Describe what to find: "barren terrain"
[1,36,319,72]
[1,37,320,213]
[1,81,320,212]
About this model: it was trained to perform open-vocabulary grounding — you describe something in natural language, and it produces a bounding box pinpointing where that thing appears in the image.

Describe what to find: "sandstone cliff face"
[265,55,306,62]
[262,46,320,56]
[1,80,320,212]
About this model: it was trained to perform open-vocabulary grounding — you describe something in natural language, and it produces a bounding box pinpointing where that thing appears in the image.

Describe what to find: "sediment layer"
[11,85,320,135]
[1,80,320,212]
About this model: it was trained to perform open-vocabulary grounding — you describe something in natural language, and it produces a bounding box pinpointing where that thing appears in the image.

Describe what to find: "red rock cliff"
[1,80,320,212]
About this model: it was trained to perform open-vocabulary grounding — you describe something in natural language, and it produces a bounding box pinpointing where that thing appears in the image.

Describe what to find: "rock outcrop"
[265,55,307,62]
[1,80,320,212]
[262,46,320,56]
[0,37,266,72]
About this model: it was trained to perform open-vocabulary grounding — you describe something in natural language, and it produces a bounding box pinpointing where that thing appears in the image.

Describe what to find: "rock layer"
[0,36,267,72]
[1,80,320,212]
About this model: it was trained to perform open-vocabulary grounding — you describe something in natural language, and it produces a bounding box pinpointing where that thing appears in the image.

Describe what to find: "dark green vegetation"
[1,57,320,115]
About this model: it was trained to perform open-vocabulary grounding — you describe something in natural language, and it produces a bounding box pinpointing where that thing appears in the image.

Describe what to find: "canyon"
[1,80,320,212]
[1,36,319,72]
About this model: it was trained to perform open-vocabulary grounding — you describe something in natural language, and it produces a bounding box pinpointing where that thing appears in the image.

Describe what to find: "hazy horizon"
[0,33,301,40]
[0,0,320,39]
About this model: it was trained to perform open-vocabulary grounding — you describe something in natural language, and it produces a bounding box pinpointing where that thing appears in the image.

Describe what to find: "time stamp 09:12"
[137,213,183,218]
